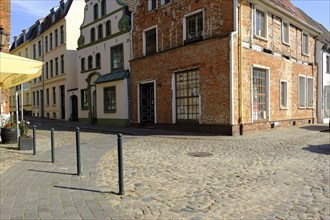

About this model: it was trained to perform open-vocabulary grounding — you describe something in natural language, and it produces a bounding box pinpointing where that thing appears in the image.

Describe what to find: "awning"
[94,70,129,84]
[0,52,43,89]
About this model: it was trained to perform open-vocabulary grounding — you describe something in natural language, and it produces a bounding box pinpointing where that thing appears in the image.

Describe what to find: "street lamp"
[0,25,8,52]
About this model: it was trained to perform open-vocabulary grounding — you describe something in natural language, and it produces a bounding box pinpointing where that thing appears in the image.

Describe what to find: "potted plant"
[1,113,17,144]
[18,120,33,150]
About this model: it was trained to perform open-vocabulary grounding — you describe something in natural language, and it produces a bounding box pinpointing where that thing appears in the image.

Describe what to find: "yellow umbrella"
[0,52,43,89]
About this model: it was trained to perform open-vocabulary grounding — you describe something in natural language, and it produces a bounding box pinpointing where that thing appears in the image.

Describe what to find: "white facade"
[316,40,330,124]
[10,0,85,121]
[76,0,132,127]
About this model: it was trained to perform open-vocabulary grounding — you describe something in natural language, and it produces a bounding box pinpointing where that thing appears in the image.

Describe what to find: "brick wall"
[0,0,11,114]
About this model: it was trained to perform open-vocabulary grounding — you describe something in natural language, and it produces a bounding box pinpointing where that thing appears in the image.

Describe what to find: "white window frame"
[280,80,288,109]
[282,21,290,45]
[251,65,270,122]
[307,77,314,108]
[254,7,268,41]
[161,0,171,5]
[182,9,205,43]
[143,25,158,56]
[148,0,157,11]
[302,32,309,56]
[298,75,306,108]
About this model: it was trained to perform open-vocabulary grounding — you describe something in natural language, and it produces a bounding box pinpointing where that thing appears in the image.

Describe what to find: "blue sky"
[10,0,330,44]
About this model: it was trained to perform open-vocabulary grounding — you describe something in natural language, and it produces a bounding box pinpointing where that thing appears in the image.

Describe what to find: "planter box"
[1,127,17,144]
[19,136,33,150]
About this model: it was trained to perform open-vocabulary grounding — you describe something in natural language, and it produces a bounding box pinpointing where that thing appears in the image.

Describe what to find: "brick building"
[0,0,11,115]
[130,0,321,135]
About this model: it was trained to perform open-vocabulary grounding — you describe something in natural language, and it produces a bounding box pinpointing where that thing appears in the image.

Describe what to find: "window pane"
[104,87,116,112]
[176,70,200,122]
[111,45,123,71]
[146,28,156,54]
[307,78,313,107]
[253,68,267,120]
[299,76,306,107]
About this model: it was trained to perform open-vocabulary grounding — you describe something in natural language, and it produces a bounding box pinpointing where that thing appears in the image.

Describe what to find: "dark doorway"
[60,85,65,119]
[71,95,78,121]
[92,90,97,124]
[140,83,155,125]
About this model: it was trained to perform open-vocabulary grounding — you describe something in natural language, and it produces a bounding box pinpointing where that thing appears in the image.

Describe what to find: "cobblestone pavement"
[97,126,330,220]
[1,117,329,219]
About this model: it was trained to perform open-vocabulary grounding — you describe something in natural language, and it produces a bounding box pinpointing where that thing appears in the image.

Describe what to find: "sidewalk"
[0,134,126,220]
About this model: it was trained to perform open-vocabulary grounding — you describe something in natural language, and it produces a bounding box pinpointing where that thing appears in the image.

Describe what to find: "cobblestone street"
[0,118,329,219]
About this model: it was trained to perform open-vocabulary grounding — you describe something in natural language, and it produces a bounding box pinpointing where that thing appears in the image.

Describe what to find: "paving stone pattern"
[1,118,329,219]
[97,127,330,219]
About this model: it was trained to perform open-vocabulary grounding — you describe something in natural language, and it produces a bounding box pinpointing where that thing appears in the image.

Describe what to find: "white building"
[76,0,135,127]
[10,0,85,121]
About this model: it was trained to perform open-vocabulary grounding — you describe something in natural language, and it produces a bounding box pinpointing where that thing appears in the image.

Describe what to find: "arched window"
[93,4,99,20]
[81,58,85,71]
[98,24,103,40]
[90,28,95,42]
[96,53,101,68]
[101,0,106,16]
[106,20,111,36]
[88,56,93,69]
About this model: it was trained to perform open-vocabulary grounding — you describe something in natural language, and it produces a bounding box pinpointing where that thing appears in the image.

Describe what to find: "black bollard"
[33,125,36,155]
[51,128,55,163]
[76,127,81,176]
[117,133,124,195]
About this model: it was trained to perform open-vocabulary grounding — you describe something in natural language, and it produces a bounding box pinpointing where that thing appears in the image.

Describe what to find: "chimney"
[22,29,27,42]
[14,36,18,48]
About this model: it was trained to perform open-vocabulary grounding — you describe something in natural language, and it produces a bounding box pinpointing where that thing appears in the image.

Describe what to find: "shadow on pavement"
[299,125,329,132]
[53,185,116,194]
[28,168,75,175]
[303,144,330,155]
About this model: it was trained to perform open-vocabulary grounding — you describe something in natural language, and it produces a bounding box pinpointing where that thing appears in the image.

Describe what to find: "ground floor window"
[252,67,269,121]
[175,69,200,122]
[81,89,88,110]
[104,86,116,112]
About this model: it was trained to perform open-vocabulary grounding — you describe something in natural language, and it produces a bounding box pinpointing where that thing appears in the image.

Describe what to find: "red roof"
[271,0,306,23]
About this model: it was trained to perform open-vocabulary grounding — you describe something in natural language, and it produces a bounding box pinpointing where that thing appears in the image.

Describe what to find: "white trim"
[182,9,205,43]
[281,20,290,46]
[254,7,268,41]
[143,25,158,56]
[280,80,288,109]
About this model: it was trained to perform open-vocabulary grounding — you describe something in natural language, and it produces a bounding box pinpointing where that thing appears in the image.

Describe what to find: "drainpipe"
[230,0,238,128]
[238,0,244,135]
[15,91,20,142]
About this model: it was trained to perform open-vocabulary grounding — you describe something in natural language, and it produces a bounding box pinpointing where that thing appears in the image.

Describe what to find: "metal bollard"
[76,127,81,176]
[117,133,124,195]
[51,128,55,163]
[33,125,36,155]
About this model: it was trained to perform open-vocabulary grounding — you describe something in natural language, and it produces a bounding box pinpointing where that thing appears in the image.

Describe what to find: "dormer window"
[94,4,99,20]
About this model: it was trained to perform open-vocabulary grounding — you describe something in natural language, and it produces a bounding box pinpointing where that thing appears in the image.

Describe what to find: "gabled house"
[130,0,321,135]
[76,0,135,127]
[10,0,85,120]
[297,8,330,124]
